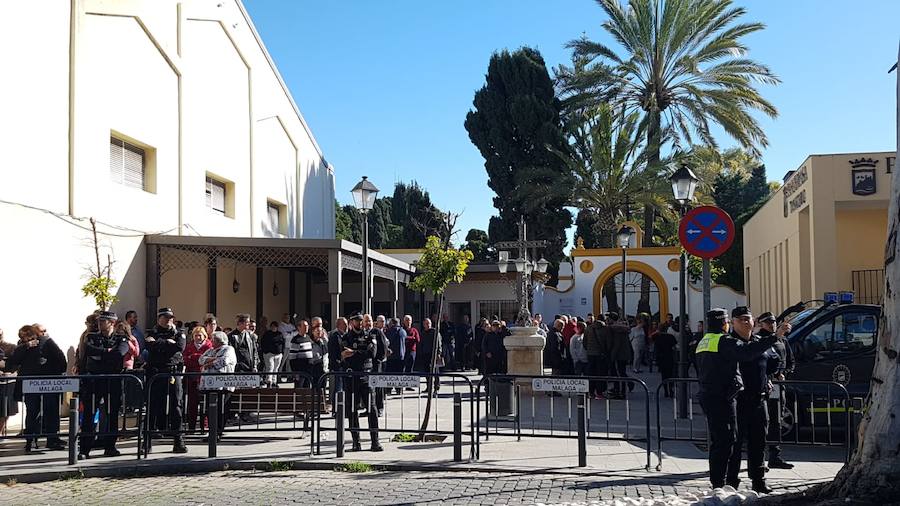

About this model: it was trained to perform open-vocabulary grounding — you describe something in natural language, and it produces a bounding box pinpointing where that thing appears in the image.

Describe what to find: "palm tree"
[556,103,674,314]
[559,0,779,246]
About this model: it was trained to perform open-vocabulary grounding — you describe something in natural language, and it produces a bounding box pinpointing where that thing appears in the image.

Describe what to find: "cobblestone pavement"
[1,469,825,505]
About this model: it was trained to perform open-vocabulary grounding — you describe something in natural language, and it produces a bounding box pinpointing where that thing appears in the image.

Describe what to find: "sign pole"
[702,258,711,321]
[677,205,736,419]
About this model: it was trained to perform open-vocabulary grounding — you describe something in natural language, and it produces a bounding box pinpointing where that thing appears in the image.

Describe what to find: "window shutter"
[267,204,280,233]
[206,177,226,214]
[122,141,145,190]
[110,138,123,184]
[109,137,145,190]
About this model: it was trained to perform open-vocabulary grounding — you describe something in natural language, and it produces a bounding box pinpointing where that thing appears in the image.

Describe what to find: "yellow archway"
[592,260,669,318]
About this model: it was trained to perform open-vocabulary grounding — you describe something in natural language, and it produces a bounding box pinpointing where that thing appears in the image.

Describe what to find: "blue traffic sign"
[678,206,735,259]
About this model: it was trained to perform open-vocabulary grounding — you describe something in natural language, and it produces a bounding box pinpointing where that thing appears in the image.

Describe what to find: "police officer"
[695,307,779,491]
[145,307,188,453]
[79,311,129,459]
[726,307,790,492]
[758,311,795,470]
[338,313,382,452]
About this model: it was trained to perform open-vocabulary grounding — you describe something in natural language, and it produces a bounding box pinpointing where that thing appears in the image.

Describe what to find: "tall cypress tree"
[465,47,573,279]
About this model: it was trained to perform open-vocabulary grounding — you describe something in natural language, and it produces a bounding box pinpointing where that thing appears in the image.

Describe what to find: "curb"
[0,455,662,484]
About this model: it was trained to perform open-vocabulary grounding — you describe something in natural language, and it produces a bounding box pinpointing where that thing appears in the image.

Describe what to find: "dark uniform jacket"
[695,331,778,399]
[146,325,186,373]
[83,332,130,374]
[759,328,794,377]
[338,327,376,372]
[735,332,778,398]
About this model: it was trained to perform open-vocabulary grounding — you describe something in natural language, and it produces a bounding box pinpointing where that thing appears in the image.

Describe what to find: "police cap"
[706,308,729,324]
[98,310,118,321]
[758,312,776,323]
[348,312,363,322]
[157,307,175,317]
[731,306,753,319]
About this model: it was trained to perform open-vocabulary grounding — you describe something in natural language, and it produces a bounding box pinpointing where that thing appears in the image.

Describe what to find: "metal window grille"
[109,137,145,190]
[851,269,884,305]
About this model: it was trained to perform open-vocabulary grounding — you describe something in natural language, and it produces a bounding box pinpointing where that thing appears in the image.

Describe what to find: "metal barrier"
[144,371,317,457]
[475,374,652,470]
[314,371,476,461]
[0,373,145,463]
[655,378,854,470]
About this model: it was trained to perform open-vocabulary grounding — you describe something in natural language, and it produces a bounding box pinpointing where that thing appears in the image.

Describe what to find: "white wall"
[0,0,336,344]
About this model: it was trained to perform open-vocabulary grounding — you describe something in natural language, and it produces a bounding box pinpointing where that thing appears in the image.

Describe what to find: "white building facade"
[0,0,338,354]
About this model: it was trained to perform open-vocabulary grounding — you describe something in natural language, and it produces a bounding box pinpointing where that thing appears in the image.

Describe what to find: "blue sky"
[243,0,899,244]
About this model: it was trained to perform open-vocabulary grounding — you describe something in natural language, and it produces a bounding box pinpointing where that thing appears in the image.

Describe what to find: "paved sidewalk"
[0,370,847,500]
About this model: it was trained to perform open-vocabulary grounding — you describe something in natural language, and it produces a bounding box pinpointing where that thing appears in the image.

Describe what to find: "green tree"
[711,157,772,291]
[560,104,673,248]
[409,236,473,440]
[465,47,573,279]
[574,209,605,249]
[462,229,493,262]
[560,0,779,247]
[334,200,354,241]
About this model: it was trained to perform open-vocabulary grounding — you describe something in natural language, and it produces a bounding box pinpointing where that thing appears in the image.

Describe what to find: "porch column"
[256,267,263,323]
[391,269,399,318]
[146,243,160,324]
[288,268,297,317]
[328,249,343,327]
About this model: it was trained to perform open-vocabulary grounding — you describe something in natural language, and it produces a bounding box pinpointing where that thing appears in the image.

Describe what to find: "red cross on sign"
[678,206,735,259]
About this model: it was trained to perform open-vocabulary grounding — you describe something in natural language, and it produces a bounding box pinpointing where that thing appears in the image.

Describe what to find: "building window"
[109,136,146,190]
[266,200,287,235]
[205,176,227,215]
[477,300,517,323]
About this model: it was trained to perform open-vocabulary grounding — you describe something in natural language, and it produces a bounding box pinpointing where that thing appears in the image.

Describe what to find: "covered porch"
[145,235,416,328]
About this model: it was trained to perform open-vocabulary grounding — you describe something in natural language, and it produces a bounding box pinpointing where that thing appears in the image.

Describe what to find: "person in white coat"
[200,331,237,442]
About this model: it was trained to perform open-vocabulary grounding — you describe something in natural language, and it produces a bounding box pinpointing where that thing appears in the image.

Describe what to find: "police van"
[774,291,877,439]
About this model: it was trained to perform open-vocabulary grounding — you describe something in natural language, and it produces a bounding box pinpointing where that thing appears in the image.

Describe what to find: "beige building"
[0,1,414,356]
[743,151,896,312]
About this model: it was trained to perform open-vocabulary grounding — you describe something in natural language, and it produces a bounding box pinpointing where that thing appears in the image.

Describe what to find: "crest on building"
[850,158,878,196]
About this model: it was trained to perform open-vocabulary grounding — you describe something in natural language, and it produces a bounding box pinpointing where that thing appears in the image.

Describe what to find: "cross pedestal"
[504,326,545,395]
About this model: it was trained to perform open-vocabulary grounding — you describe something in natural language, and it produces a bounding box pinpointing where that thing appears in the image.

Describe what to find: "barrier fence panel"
[314,371,476,461]
[656,378,855,470]
[144,371,317,458]
[475,374,652,470]
[0,373,144,463]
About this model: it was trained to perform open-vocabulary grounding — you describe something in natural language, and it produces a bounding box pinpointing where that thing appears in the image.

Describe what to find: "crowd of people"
[0,307,518,456]
[0,303,796,473]
[537,311,698,400]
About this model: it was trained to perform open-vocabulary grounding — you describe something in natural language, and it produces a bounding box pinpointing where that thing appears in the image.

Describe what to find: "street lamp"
[669,164,698,418]
[351,176,379,314]
[617,225,635,318]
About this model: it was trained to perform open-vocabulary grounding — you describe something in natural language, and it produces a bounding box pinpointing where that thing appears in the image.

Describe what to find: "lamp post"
[351,176,379,314]
[617,225,635,318]
[670,164,699,418]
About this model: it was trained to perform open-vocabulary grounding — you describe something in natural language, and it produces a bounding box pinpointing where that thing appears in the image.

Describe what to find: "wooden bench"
[229,387,328,429]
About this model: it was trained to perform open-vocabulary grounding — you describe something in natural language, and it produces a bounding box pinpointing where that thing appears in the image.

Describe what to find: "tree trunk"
[416,293,444,441]
[603,277,620,315]
[813,47,900,503]
[638,115,661,318]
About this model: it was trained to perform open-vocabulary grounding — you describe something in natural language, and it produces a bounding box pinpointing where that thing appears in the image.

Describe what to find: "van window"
[834,313,877,350]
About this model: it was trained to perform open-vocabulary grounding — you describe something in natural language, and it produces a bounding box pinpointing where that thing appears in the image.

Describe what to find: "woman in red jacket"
[183,326,213,433]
